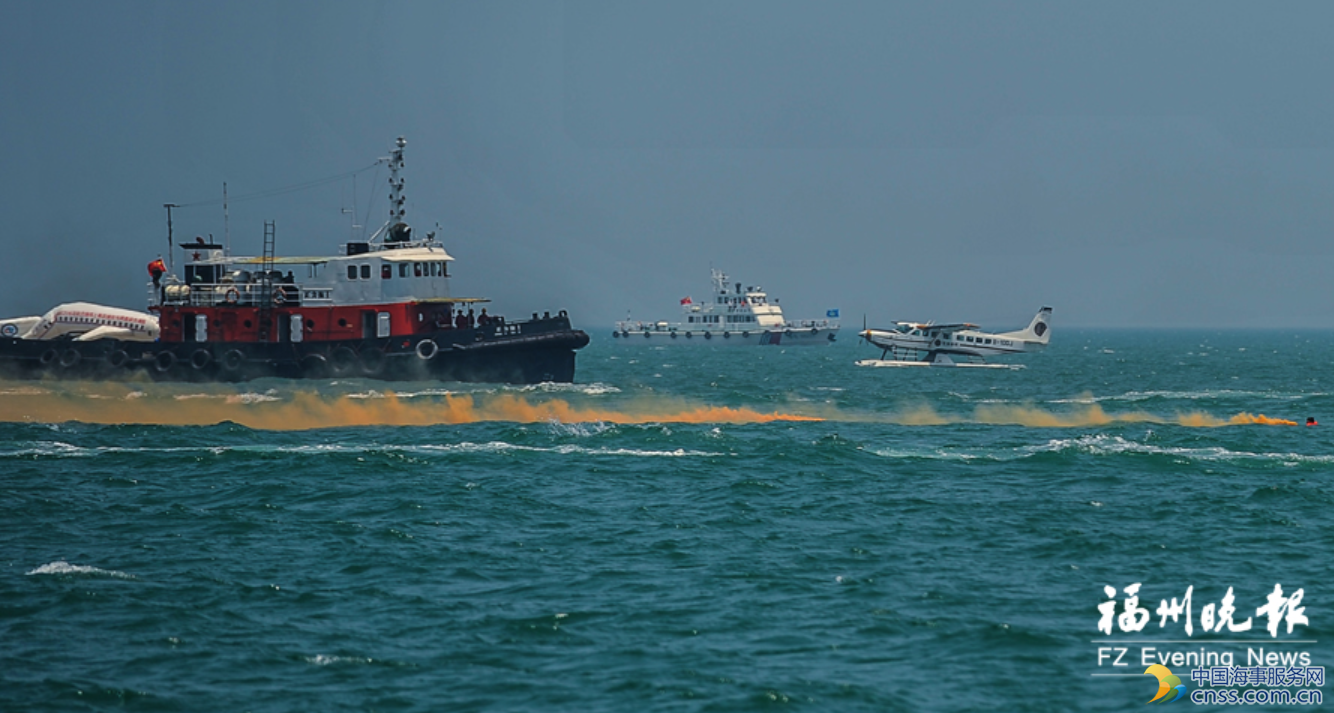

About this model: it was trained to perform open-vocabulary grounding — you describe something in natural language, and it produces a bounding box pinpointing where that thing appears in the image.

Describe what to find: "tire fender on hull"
[416,339,439,360]
[330,346,358,376]
[360,348,386,375]
[300,353,329,377]
[221,350,245,372]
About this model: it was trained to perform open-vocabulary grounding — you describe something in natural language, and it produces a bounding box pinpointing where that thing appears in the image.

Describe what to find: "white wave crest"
[27,561,135,579]
[506,382,622,395]
[305,654,373,666]
[869,434,1334,466]
[546,420,613,437]
[1032,434,1334,464]
[0,440,721,459]
[1051,390,1320,404]
[225,392,282,404]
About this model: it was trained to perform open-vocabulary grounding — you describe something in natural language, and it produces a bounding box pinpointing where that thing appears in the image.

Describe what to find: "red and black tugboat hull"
[0,315,589,385]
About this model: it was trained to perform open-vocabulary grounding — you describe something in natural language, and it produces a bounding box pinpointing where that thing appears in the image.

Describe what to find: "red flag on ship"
[680,296,692,305]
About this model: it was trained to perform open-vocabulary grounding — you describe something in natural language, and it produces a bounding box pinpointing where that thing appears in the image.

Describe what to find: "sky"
[2,0,1333,329]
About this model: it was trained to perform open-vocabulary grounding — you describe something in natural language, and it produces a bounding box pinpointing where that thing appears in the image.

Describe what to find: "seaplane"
[855,307,1052,369]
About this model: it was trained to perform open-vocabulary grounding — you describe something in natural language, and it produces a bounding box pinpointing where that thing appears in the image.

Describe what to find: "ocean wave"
[545,420,614,437]
[420,442,717,458]
[304,654,373,666]
[1053,390,1320,404]
[869,434,1334,465]
[1030,434,1334,464]
[0,386,49,396]
[26,561,135,579]
[506,382,622,395]
[0,441,721,460]
[869,447,998,462]
[171,391,281,404]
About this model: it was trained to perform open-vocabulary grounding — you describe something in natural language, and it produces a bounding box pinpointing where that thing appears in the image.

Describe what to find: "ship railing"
[615,321,679,332]
[784,318,841,330]
[159,281,305,308]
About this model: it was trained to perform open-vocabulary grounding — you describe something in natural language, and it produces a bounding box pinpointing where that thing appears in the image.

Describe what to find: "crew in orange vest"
[147,257,166,288]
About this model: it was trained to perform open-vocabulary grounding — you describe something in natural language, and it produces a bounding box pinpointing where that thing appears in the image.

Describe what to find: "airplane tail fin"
[999,306,1052,346]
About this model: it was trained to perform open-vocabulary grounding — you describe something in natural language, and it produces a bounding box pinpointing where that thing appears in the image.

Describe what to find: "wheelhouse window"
[346,265,357,280]
[399,263,408,278]
[382,264,392,279]
[360,264,371,279]
[414,262,422,277]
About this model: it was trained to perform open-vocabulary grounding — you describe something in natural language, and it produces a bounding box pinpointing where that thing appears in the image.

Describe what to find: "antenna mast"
[163,203,177,272]
[223,182,230,256]
[388,136,407,228]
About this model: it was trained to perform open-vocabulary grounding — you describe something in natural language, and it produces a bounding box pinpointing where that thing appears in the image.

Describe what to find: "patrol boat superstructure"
[613,269,838,345]
[0,137,589,383]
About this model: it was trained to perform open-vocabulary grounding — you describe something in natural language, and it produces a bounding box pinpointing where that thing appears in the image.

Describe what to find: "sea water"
[2,330,1331,711]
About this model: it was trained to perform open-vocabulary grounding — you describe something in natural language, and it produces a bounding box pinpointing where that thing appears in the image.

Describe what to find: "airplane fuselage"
[857,307,1052,365]
[860,327,1040,359]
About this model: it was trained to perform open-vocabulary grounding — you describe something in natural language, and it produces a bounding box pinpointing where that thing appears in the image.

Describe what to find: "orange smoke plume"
[0,384,820,431]
[1228,413,1298,426]
[0,383,1304,430]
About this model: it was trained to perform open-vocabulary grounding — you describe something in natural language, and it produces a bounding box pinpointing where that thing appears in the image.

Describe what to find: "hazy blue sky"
[2,1,1332,329]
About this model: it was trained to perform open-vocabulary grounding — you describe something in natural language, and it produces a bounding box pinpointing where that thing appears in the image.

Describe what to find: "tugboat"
[613,269,838,345]
[0,137,589,383]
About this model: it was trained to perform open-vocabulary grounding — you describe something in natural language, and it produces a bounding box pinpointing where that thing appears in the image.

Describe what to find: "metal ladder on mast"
[256,221,276,342]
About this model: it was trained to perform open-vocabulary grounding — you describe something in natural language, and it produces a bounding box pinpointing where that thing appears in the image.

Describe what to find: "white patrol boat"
[613,269,839,345]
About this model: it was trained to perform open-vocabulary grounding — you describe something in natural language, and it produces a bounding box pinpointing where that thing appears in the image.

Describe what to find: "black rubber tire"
[190,349,212,370]
[59,349,81,368]
[360,348,386,375]
[330,347,358,375]
[301,353,329,377]
[221,350,244,372]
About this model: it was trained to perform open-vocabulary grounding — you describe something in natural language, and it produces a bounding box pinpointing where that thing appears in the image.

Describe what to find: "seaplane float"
[856,307,1052,369]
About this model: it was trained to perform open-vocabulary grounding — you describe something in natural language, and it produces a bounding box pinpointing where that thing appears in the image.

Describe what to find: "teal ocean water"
[3,330,1331,711]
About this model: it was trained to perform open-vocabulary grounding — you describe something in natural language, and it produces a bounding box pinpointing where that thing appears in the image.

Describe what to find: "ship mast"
[389,136,406,228]
[367,136,410,245]
[163,203,177,272]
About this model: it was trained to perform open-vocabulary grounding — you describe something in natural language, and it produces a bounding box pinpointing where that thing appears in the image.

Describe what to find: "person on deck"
[467,309,475,328]
[1307,417,1318,426]
[147,257,166,288]
[477,308,490,327]
[455,309,468,330]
